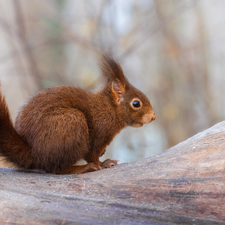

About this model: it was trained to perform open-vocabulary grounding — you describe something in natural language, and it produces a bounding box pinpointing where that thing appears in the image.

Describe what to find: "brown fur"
[0,56,155,174]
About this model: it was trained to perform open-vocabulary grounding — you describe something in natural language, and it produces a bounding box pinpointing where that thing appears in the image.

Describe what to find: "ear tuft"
[101,55,127,88]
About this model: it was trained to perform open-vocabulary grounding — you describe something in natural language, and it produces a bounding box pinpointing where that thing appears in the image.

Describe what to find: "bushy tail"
[0,88,32,169]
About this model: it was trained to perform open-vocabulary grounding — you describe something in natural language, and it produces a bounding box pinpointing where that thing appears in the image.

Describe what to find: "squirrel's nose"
[142,111,156,124]
[151,113,156,122]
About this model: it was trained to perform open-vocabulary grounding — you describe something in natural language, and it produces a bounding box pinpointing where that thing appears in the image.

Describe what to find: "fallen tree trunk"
[1,122,225,224]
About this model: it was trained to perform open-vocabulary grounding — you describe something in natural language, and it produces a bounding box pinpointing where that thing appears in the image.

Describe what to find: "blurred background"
[0,0,224,167]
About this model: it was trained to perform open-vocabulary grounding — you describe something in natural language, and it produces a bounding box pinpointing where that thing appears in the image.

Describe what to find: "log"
[1,122,225,224]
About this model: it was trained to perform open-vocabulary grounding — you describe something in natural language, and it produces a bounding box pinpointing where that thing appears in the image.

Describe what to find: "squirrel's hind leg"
[26,108,90,173]
[56,159,119,175]
[56,163,102,175]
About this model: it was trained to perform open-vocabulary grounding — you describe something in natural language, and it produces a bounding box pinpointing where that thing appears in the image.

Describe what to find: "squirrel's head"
[101,55,156,128]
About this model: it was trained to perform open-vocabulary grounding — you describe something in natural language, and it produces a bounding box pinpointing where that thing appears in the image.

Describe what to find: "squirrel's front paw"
[101,159,119,169]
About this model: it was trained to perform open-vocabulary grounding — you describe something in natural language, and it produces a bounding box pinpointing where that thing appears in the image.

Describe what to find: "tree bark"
[1,121,225,224]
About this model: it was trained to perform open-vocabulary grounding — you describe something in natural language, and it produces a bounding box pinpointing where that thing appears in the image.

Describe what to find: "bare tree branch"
[12,0,42,89]
[118,1,196,61]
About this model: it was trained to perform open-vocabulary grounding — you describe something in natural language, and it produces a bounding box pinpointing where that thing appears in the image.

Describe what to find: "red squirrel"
[0,56,156,174]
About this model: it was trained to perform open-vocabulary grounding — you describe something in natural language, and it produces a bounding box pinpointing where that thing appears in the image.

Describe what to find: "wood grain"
[1,121,225,224]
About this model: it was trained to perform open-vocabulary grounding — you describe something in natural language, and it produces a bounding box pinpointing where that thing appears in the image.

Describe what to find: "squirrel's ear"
[111,79,125,104]
[101,55,127,88]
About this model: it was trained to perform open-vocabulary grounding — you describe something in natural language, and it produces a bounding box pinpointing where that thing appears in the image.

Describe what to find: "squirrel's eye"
[132,100,140,108]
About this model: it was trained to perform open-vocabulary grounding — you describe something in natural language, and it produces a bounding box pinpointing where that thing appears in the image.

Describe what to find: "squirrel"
[0,55,156,174]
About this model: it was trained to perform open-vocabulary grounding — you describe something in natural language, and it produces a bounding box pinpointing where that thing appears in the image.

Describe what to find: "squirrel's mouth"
[132,122,143,128]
